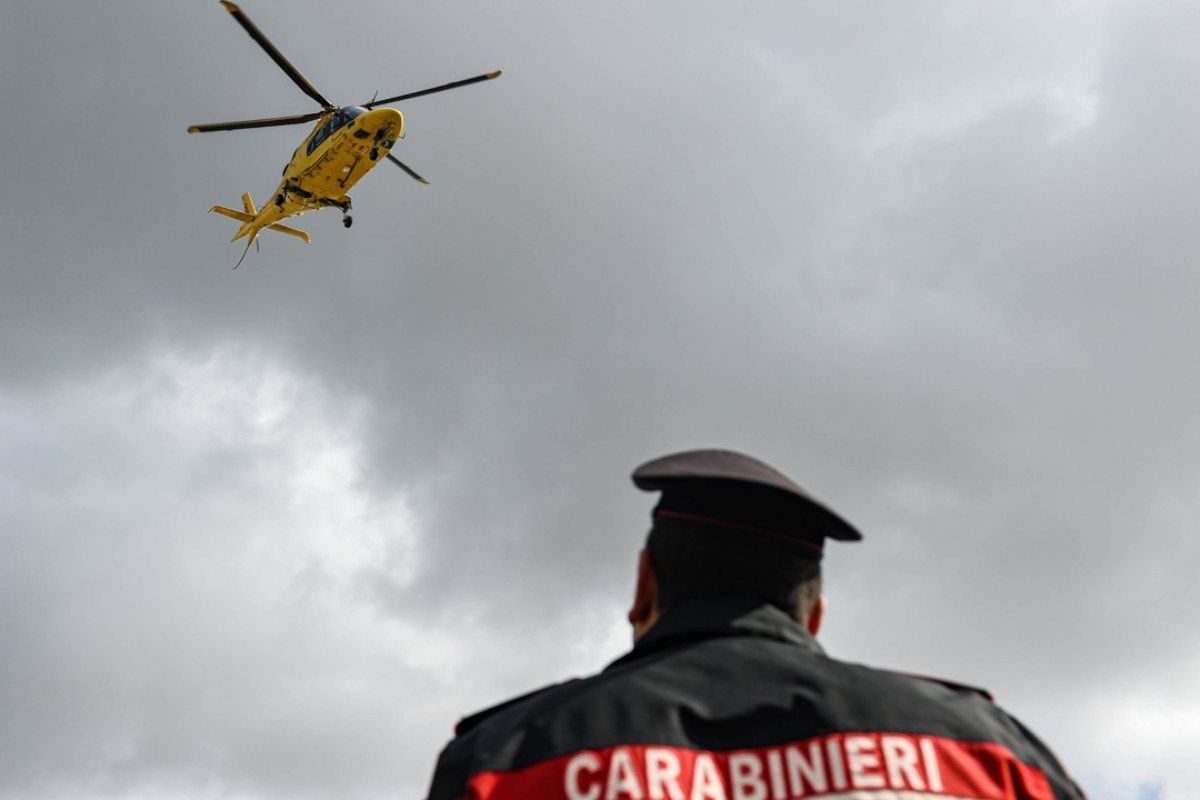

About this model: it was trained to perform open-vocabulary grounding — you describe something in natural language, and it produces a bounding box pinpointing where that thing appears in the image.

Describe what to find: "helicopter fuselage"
[190,0,498,263]
[261,106,404,226]
[220,106,405,244]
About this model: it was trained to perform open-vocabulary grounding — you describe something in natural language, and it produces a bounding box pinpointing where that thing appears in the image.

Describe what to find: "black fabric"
[652,483,830,556]
[424,598,1084,800]
[632,449,863,544]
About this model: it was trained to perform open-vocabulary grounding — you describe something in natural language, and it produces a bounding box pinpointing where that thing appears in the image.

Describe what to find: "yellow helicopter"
[188,1,500,267]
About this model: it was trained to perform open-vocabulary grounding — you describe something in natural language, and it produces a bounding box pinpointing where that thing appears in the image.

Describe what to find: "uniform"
[423,450,1086,800]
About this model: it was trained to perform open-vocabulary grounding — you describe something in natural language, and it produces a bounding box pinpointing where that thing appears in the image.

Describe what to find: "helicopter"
[188,1,500,267]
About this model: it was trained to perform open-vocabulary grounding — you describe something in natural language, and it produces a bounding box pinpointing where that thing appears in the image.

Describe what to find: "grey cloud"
[3,1,1199,798]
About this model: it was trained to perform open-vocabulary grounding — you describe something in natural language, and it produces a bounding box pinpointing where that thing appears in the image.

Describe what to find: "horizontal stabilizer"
[210,205,254,223]
[268,222,310,243]
[210,199,307,243]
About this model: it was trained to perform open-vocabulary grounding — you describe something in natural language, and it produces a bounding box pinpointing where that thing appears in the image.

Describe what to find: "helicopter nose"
[364,108,404,142]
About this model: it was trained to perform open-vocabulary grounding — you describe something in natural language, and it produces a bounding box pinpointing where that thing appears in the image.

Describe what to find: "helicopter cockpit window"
[307,117,336,155]
[306,109,366,155]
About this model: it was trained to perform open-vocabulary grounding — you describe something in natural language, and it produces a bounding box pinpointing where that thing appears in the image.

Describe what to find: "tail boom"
[209,192,309,245]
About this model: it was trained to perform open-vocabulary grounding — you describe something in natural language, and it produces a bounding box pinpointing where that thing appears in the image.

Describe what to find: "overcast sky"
[2,1,1198,799]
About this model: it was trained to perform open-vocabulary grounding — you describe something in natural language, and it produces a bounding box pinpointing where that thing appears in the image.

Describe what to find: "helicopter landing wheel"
[275,194,284,207]
[369,147,379,161]
[343,214,353,229]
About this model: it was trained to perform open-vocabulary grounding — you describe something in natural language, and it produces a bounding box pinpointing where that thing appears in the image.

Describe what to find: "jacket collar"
[605,597,824,671]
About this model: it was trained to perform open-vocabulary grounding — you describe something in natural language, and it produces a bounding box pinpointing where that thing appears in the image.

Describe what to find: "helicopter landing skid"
[317,196,352,212]
[315,196,353,227]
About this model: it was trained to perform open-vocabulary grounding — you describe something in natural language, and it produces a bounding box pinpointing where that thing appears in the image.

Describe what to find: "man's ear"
[806,594,827,637]
[628,549,659,640]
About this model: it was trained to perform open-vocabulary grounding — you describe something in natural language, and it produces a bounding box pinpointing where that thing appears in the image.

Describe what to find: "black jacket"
[425,598,1085,800]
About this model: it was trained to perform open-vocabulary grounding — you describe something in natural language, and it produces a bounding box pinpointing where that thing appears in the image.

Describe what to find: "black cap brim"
[632,449,862,543]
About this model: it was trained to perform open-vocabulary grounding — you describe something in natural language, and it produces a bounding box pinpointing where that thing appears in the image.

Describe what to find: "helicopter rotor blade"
[187,110,326,134]
[386,153,430,184]
[365,71,501,108]
[219,1,333,109]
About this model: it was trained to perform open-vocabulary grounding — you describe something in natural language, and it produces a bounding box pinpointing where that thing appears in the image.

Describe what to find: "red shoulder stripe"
[466,733,1052,800]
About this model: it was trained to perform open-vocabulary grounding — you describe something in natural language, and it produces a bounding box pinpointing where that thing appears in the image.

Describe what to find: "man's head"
[626,449,861,641]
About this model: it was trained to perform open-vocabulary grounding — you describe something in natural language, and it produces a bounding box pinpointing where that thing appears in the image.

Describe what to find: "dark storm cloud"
[2,2,1198,799]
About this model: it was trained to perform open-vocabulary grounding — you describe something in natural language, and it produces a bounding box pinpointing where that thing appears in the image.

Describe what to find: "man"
[424,449,1086,800]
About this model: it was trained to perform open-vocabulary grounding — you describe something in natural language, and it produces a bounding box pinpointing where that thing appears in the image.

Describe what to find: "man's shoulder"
[818,655,1008,729]
[453,645,1003,729]
[449,661,648,743]
[451,648,1004,749]
[832,657,997,702]
[426,679,592,800]
[452,679,582,738]
[884,668,996,702]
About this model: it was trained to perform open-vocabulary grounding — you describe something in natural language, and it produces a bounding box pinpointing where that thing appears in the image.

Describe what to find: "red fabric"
[465,732,1054,800]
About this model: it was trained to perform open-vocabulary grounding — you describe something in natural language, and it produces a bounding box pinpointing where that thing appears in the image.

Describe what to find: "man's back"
[426,598,1084,800]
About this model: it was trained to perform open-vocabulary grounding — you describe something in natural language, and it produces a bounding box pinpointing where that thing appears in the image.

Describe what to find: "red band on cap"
[653,509,824,555]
